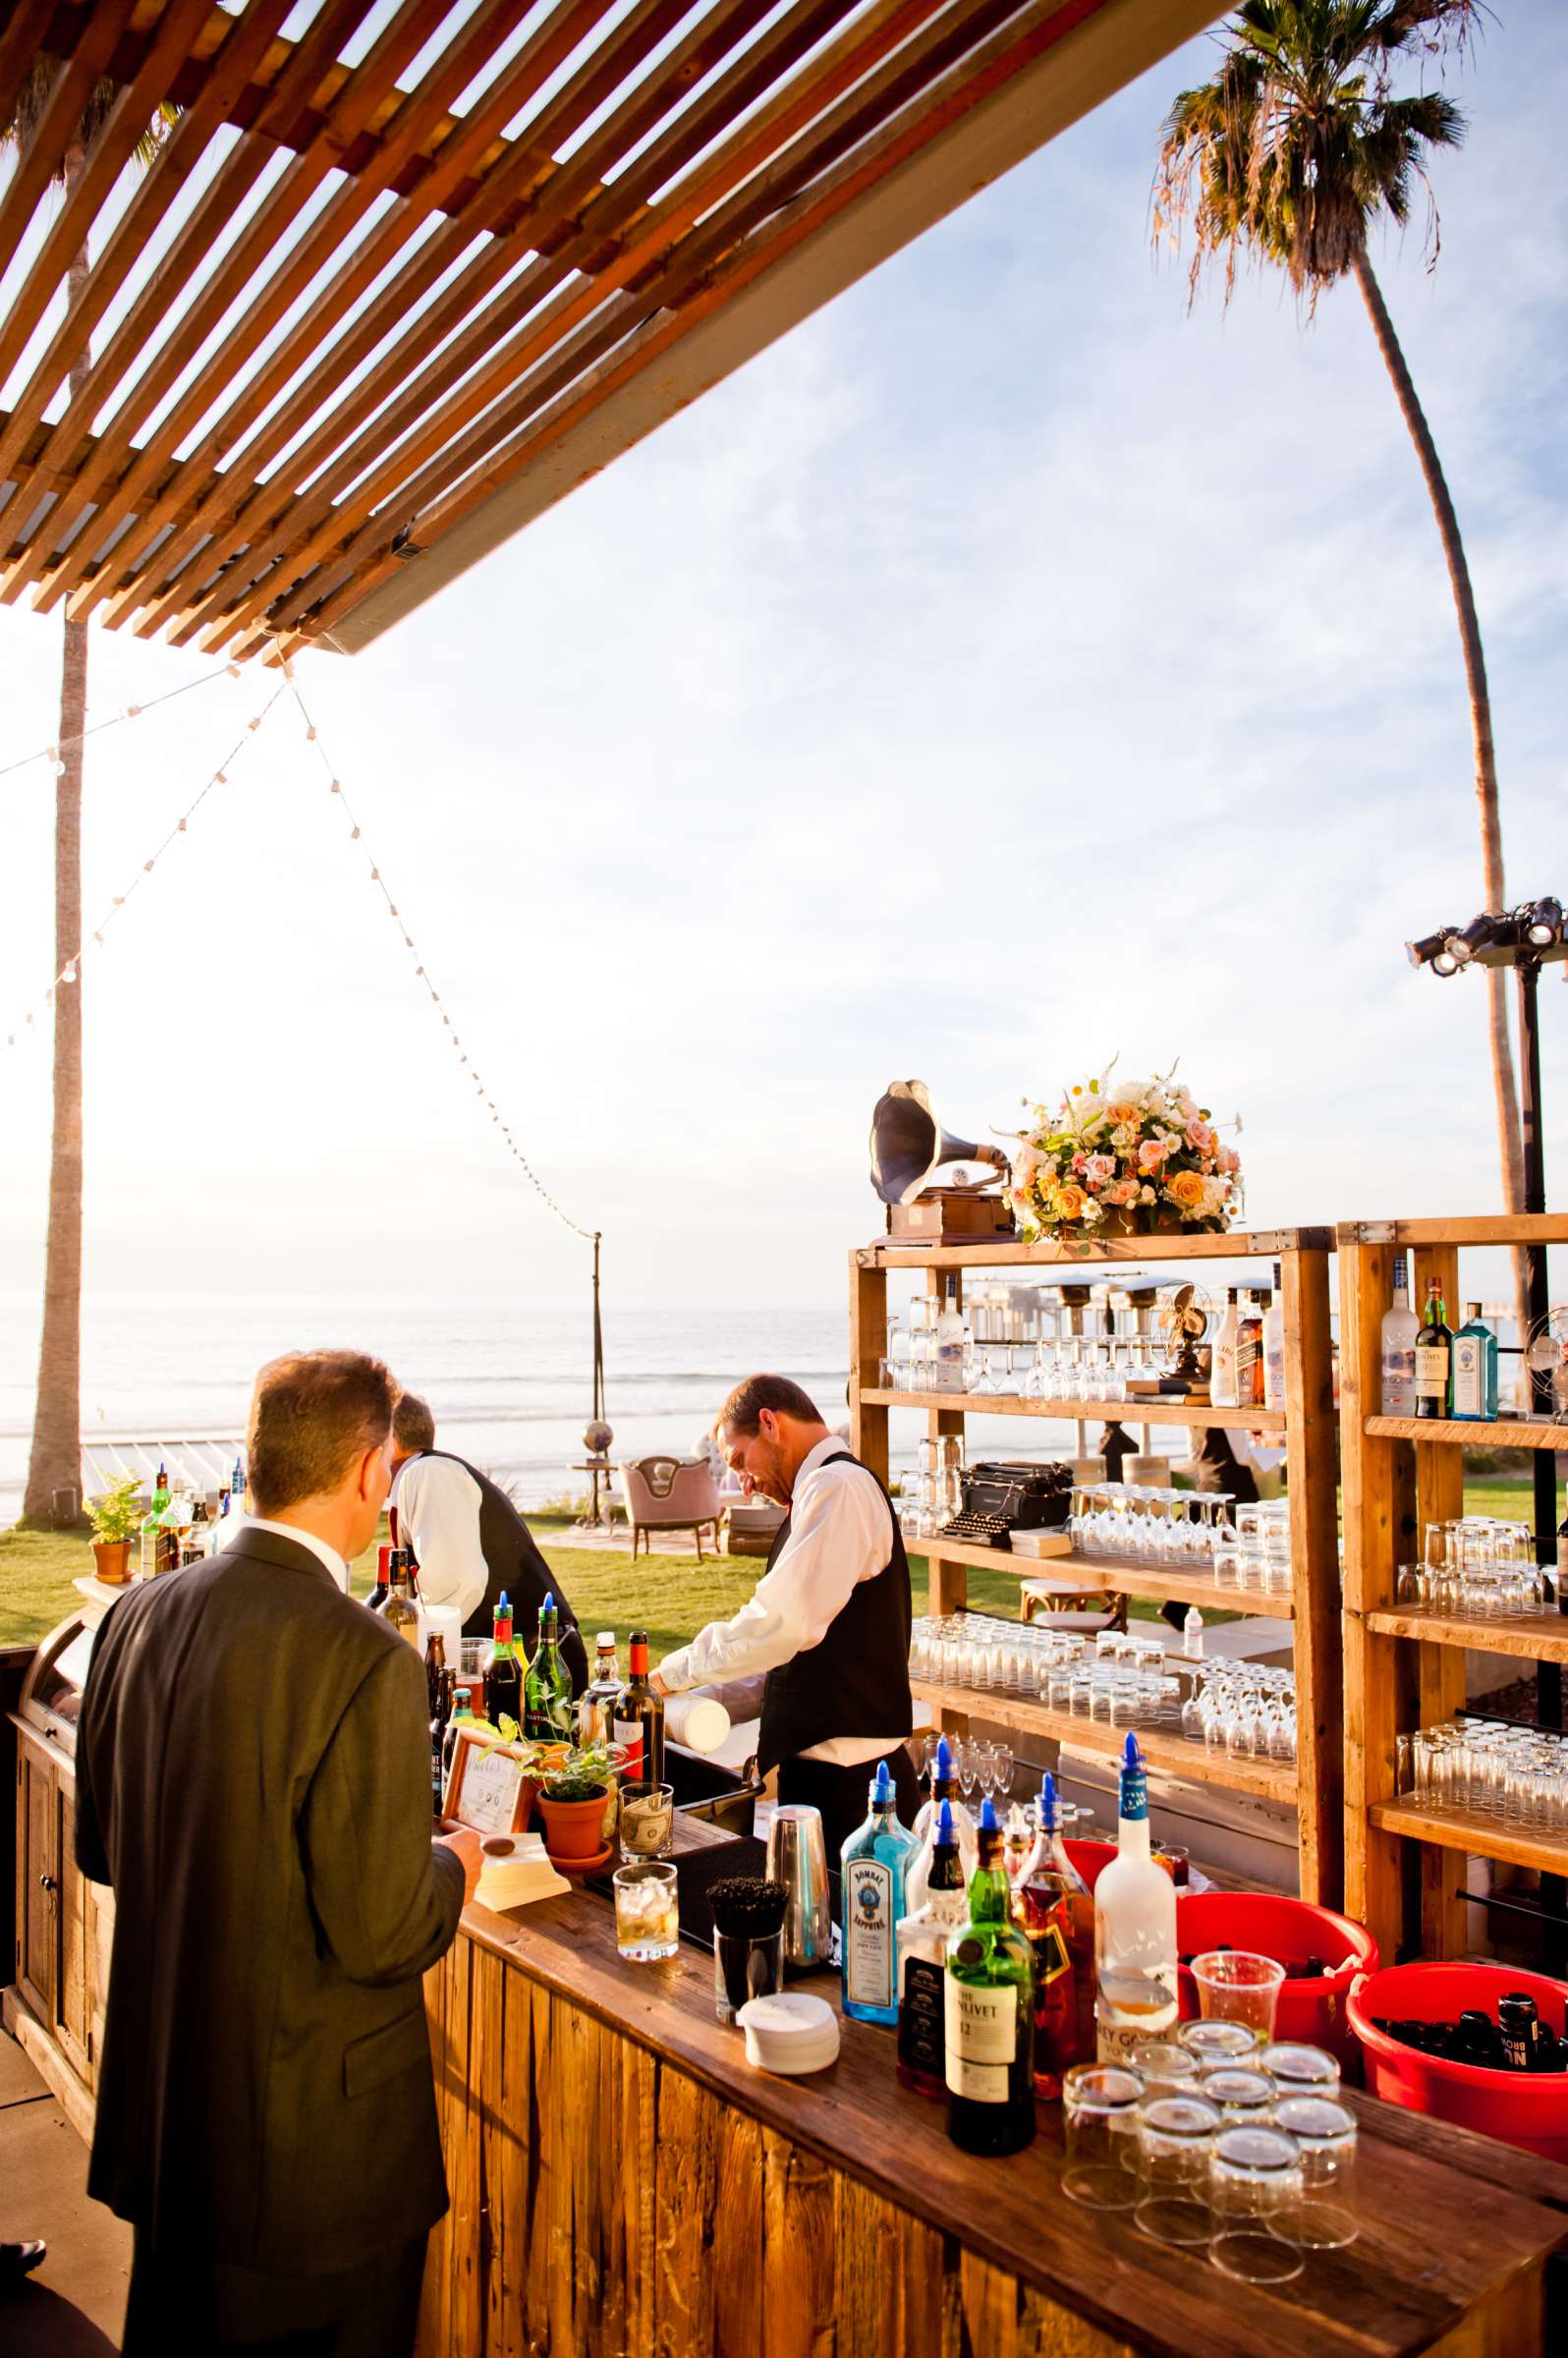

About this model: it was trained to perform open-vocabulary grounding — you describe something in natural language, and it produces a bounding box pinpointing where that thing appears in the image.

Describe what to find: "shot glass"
[1127,2042,1203,2102]
[1197,2065,1275,2126]
[1133,2093,1222,2248]
[1191,1950,1285,2042]
[618,1780,676,1861]
[613,1861,679,1960]
[1061,2064,1144,2210]
[1273,2096,1358,2248]
[1177,2018,1259,2066]
[1258,2043,1341,2100]
[1208,2125,1304,2285]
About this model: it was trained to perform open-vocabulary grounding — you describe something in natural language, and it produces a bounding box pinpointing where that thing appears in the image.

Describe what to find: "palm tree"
[1155,1,1531,1355]
[5,64,176,1526]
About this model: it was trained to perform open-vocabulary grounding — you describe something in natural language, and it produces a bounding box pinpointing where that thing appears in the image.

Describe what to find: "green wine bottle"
[944,1796,1036,2156]
[524,1591,574,1741]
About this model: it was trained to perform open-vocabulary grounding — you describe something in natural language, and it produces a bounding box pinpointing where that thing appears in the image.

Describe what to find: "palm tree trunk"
[1351,249,1531,1385]
[22,144,88,1529]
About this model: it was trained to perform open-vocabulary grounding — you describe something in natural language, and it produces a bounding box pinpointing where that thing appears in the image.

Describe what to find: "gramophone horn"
[868,1080,1008,1207]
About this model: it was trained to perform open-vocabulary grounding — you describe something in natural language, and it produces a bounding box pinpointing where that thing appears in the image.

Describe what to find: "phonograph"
[868,1080,1014,1245]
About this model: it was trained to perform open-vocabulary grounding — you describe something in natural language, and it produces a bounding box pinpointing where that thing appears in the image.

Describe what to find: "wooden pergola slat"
[0,0,1221,660]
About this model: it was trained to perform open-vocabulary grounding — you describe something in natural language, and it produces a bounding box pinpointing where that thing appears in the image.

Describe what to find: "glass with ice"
[613,1861,679,1960]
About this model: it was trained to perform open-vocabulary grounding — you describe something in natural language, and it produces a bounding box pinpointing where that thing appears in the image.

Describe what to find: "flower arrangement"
[1010,1064,1242,1242]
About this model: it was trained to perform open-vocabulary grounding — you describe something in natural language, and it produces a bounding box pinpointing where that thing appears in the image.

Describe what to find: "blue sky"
[0,1,1564,1319]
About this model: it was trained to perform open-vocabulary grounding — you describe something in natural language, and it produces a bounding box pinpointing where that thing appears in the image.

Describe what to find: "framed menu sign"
[444,1728,532,1835]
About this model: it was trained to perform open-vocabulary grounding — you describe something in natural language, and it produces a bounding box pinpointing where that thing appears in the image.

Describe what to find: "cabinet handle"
[39,1874,58,1892]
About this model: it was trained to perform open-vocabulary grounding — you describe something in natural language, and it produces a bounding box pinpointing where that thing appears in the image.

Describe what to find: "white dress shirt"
[657,1435,902,1766]
[219,1515,350,1595]
[390,1455,487,1626]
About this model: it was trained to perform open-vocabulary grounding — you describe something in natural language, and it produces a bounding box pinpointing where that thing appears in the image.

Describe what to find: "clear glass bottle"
[383,1551,421,1651]
[944,1797,1036,2155]
[1182,1606,1204,1659]
[1262,1263,1286,1410]
[896,1801,969,2096]
[1094,1735,1178,2063]
[1209,1288,1240,1407]
[577,1631,622,1749]
[1451,1303,1498,1422]
[1379,1255,1419,1415]
[906,1736,978,1912]
[933,1274,971,1395]
[841,1761,917,2027]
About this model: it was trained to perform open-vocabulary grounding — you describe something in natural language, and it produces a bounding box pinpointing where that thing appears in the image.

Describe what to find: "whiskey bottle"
[944,1798,1036,2156]
[1415,1285,1454,1421]
[896,1801,968,2098]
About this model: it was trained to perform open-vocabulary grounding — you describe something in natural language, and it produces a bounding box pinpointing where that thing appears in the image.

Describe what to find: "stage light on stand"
[1406,928,1457,970]
[1525,897,1563,948]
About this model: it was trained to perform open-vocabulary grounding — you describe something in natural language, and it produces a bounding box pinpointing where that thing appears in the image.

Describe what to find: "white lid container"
[735,1991,840,2075]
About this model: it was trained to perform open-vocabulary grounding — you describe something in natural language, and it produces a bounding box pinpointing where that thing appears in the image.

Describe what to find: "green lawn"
[1,1480,1548,1655]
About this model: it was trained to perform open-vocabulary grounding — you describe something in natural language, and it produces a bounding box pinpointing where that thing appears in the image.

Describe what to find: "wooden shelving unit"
[850,1225,1343,1905]
[1339,1214,1568,1964]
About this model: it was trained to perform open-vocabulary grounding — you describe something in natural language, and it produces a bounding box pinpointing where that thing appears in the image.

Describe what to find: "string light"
[0,665,239,784]
[286,680,596,1245]
[3,688,286,1051]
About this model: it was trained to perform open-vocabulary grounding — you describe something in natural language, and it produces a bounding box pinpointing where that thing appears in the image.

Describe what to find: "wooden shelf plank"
[1368,1799,1568,1880]
[1338,1215,1568,1250]
[861,1227,1326,1271]
[909,1676,1296,1801]
[1364,1606,1568,1665]
[864,1388,1285,1432]
[1365,1414,1567,1451]
[921,1538,1294,1619]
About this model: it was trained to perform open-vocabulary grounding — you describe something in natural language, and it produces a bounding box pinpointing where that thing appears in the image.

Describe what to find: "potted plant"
[535,1746,613,1868]
[86,1475,143,1585]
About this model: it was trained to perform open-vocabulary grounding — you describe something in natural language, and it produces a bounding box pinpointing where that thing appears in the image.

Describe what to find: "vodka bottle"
[1094,1735,1178,2063]
[932,1275,970,1394]
[1380,1256,1419,1415]
[841,1761,917,2026]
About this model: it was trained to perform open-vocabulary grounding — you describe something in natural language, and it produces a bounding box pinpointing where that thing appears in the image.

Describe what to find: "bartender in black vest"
[387,1394,588,1692]
[650,1374,918,1859]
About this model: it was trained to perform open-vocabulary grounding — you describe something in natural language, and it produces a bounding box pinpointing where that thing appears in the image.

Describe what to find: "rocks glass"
[612,1861,679,1961]
[1061,2064,1143,2210]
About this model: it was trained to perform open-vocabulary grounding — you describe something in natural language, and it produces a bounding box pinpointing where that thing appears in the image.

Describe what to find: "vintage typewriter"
[938,1460,1073,1551]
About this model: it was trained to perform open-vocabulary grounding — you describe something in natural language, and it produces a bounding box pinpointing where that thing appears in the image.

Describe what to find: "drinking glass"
[956,1740,980,1800]
[1196,2066,1275,2126]
[1061,2065,1144,2210]
[613,1861,680,1960]
[1127,2043,1202,2101]
[1208,2126,1304,2285]
[1177,2018,1259,2065]
[1133,2094,1222,2248]
[1259,2043,1340,2099]
[987,1742,1013,1801]
[619,1780,676,1861]
[1272,2096,1358,2249]
[1191,1950,1286,2043]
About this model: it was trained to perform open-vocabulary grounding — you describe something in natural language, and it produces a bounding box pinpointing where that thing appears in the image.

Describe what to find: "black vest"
[756,1450,913,1775]
[398,1450,588,1691]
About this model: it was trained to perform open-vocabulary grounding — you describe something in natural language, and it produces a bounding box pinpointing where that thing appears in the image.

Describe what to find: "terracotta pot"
[536,1788,610,1866]
[92,1539,134,1585]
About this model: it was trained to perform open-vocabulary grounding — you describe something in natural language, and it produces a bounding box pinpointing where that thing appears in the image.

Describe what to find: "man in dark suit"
[76,1348,481,2356]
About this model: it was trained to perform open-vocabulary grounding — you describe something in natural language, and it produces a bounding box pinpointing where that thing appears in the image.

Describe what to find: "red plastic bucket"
[1348,1961,1568,2162]
[1174,1892,1377,2066]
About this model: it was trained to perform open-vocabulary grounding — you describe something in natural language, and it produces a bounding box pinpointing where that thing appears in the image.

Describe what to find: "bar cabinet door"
[53,1777,92,2081]
[17,1736,57,2026]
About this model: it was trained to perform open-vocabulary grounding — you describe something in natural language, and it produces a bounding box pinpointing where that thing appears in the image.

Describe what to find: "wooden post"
[848,1251,888,1485]
[927,1264,968,1618]
[1282,1243,1342,1909]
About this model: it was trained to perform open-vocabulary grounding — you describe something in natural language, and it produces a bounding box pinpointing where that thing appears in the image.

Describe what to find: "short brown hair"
[717,1374,822,1436]
[247,1350,395,1515]
[392,1392,436,1455]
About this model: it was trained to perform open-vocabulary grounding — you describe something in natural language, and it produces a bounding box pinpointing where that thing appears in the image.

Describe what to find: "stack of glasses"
[1395,1517,1551,1616]
[1068,1482,1234,1568]
[1210,1500,1294,1596]
[1400,1716,1568,1834]
[899,1435,966,1541]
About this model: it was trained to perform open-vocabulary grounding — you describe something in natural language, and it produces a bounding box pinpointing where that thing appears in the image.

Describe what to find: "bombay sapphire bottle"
[841,1761,916,2026]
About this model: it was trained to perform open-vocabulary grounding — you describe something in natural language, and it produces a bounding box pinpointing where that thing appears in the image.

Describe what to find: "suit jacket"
[75,1525,465,2274]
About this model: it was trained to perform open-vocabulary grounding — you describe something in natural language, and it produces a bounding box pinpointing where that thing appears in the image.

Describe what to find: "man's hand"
[438,1825,483,1906]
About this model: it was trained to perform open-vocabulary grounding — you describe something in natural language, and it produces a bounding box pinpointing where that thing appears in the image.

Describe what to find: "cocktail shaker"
[765,1805,832,1968]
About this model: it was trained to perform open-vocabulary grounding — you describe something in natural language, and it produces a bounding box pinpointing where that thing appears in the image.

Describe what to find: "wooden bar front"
[420,1886,1568,2358]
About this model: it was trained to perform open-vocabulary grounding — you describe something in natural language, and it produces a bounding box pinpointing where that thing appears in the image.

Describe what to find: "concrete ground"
[0,2033,127,2354]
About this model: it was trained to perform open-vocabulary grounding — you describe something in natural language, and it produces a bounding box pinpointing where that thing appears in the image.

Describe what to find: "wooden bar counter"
[420,1881,1568,2358]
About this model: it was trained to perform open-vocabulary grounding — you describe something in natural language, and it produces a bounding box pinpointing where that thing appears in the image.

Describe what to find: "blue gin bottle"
[841,1762,917,2026]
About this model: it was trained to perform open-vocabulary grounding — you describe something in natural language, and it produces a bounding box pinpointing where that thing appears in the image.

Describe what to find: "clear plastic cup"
[1191,1949,1286,2041]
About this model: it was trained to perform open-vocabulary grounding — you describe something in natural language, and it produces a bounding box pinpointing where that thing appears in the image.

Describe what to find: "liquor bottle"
[613,1629,664,1782]
[424,1628,448,1718]
[1262,1263,1286,1410]
[1015,1772,1092,2096]
[1182,1606,1204,1659]
[944,1797,1036,2156]
[932,1275,971,1395]
[906,1736,978,1913]
[442,1689,474,1781]
[896,1801,969,2097]
[1380,1255,1419,1414]
[1415,1284,1454,1421]
[1002,1802,1032,1887]
[1094,1735,1178,2063]
[576,1631,622,1750]
[1209,1288,1240,1407]
[383,1551,420,1650]
[186,1496,213,1566]
[139,1464,171,1580]
[524,1591,575,1741]
[231,1455,246,1512]
[365,1544,393,1614]
[430,1667,455,1816]
[841,1761,917,2026]
[1451,1303,1498,1422]
[1235,1295,1264,1409]
[483,1597,524,1729]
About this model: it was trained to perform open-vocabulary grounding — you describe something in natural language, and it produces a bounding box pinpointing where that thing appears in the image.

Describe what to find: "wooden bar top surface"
[452,1879,1568,2358]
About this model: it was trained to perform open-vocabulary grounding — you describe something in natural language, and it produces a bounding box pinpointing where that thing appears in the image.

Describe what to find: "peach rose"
[1137,1138,1169,1173]
[1053,1183,1089,1221]
[1166,1170,1206,1211]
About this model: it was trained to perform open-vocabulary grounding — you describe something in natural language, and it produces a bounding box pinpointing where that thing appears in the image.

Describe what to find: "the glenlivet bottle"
[483,1593,524,1730]
[524,1591,575,1740]
[1415,1284,1454,1421]
[614,1630,664,1782]
[944,1797,1036,2156]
